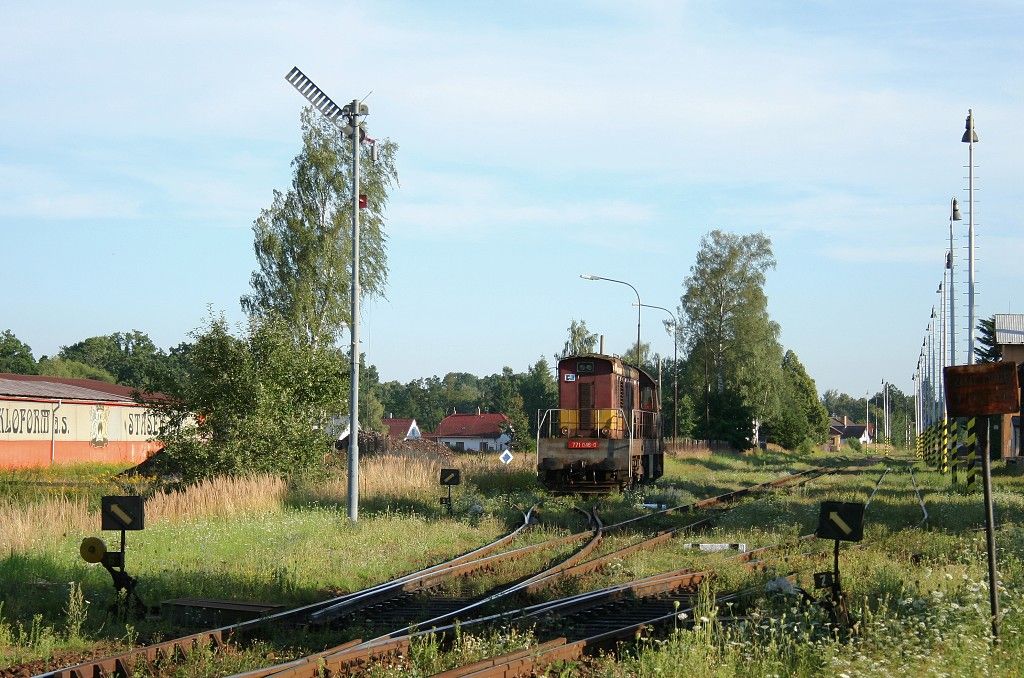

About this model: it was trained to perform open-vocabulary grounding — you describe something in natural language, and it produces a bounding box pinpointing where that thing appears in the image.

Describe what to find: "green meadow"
[1,449,1021,676]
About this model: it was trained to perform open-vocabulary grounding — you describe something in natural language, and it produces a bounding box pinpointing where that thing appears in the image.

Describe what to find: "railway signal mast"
[285,67,373,522]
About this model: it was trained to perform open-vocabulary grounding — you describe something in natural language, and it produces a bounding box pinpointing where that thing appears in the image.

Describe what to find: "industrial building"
[0,373,165,469]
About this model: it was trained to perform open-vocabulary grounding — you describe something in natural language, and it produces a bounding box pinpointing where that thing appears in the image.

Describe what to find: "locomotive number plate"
[567,440,600,449]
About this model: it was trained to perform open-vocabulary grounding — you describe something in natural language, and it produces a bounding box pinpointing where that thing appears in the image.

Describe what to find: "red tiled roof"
[382,418,415,440]
[435,412,509,438]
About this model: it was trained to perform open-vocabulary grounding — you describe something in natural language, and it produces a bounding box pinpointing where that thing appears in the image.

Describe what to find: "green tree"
[483,367,529,448]
[680,230,782,448]
[975,316,1000,363]
[0,330,36,374]
[156,314,347,481]
[518,358,558,436]
[58,331,174,391]
[555,319,598,361]
[36,357,116,382]
[771,350,829,449]
[241,107,399,350]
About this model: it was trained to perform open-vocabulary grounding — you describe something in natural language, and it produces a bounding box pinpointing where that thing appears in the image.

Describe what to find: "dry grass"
[145,475,287,523]
[0,475,288,555]
[305,451,536,505]
[0,496,92,554]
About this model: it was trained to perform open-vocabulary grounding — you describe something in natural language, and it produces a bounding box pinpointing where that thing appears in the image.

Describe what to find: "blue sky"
[2,1,1022,398]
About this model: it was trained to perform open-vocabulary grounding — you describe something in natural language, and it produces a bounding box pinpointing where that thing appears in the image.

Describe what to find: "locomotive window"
[577,361,595,374]
[641,386,655,409]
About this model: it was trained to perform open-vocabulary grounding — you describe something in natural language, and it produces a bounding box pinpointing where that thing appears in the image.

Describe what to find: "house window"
[480,442,490,452]
[454,441,465,452]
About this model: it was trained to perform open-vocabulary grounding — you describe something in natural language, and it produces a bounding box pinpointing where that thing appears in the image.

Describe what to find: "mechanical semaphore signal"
[285,67,345,123]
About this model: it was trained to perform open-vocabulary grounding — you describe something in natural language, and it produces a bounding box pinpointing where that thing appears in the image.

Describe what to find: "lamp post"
[949,197,962,366]
[962,110,979,364]
[285,67,371,522]
[635,303,679,448]
[580,274,641,365]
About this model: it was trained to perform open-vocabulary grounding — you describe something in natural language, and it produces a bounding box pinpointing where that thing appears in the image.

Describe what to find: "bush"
[155,315,347,481]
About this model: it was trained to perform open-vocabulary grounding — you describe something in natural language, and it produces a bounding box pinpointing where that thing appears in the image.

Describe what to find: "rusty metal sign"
[944,362,1020,416]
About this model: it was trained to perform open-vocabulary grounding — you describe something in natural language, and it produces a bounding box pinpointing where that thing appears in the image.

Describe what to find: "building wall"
[1001,345,1024,364]
[439,434,511,452]
[0,397,165,468]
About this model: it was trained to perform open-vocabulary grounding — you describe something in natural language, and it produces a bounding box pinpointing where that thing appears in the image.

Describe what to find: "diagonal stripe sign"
[110,503,133,527]
[828,511,852,535]
[816,501,864,542]
[101,496,145,531]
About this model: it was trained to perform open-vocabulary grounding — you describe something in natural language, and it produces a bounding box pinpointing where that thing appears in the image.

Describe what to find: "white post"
[966,110,978,364]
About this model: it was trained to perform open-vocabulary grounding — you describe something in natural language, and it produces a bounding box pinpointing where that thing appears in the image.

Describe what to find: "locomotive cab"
[536,354,663,493]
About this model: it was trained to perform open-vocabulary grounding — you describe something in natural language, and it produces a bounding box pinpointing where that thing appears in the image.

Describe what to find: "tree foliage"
[241,107,399,350]
[975,315,1000,363]
[57,331,183,392]
[771,350,829,448]
[554,319,598,361]
[679,230,781,447]
[0,330,37,374]
[156,314,347,481]
[36,357,116,382]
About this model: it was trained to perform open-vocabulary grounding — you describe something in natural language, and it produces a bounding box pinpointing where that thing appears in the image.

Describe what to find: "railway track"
[35,460,858,678]
[224,464,845,678]
[36,506,540,678]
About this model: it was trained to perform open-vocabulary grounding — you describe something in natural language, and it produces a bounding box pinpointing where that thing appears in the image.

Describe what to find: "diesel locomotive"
[536,353,664,492]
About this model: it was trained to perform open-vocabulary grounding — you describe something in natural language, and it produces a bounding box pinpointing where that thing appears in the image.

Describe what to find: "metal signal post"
[286,67,372,522]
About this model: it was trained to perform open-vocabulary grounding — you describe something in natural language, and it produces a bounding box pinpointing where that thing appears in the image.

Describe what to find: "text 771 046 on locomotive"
[536,353,664,493]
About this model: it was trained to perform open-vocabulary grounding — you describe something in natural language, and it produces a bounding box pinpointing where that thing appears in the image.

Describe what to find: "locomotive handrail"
[536,408,633,440]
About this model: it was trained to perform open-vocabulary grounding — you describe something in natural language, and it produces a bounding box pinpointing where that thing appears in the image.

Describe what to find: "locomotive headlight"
[561,427,570,436]
[600,428,610,437]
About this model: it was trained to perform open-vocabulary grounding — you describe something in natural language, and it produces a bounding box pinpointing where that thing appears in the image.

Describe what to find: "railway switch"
[78,495,148,615]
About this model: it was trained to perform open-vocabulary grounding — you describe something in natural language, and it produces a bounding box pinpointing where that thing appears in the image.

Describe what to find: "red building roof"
[435,412,509,438]
[0,373,142,401]
[382,417,416,440]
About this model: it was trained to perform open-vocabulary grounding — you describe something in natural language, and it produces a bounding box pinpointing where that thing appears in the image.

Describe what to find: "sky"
[2,1,1022,399]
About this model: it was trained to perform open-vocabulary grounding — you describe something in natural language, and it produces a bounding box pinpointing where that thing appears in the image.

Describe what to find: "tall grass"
[1,475,288,555]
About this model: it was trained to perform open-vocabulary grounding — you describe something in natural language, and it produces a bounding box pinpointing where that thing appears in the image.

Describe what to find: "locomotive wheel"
[80,536,107,564]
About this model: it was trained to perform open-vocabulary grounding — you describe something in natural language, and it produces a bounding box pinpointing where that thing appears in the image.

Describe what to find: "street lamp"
[949,197,962,366]
[285,67,371,522]
[962,110,979,364]
[580,274,641,365]
[635,303,679,448]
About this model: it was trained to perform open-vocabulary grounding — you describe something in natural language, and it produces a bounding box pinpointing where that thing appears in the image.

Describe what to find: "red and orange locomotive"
[536,353,664,492]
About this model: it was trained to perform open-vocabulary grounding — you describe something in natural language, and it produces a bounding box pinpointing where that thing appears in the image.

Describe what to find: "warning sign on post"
[945,362,1020,417]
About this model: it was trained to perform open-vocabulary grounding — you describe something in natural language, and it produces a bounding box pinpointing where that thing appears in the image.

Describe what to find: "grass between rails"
[1,447,1022,676]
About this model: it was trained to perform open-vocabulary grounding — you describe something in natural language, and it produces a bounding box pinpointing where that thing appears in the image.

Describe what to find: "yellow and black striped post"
[949,418,959,484]
[928,425,937,468]
[916,431,923,460]
[940,418,949,474]
[966,417,978,488]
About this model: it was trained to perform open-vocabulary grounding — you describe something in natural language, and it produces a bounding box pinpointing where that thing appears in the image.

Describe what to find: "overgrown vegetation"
[2,448,1021,676]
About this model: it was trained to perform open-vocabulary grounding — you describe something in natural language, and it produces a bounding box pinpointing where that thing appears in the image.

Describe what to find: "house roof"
[382,418,416,440]
[435,412,509,438]
[0,373,145,402]
[994,314,1024,346]
[830,424,868,440]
